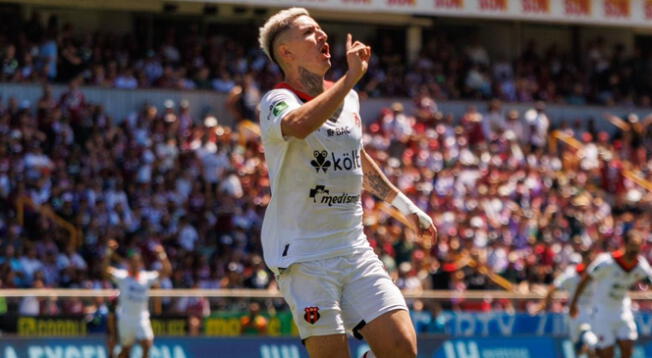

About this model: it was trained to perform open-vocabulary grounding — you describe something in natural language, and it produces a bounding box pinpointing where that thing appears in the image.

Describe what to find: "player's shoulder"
[636,255,652,269]
[594,252,614,263]
[113,268,128,278]
[261,88,299,102]
[588,252,614,273]
[347,88,359,100]
[144,270,159,278]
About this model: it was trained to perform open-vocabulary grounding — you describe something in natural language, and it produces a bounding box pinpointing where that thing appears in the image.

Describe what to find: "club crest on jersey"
[304,307,320,324]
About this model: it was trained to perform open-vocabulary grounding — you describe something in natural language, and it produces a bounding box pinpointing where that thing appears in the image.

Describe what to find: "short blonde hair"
[258,7,310,64]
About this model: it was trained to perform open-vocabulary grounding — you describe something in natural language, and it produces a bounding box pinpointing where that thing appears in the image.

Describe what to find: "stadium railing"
[16,195,80,249]
[1,288,652,300]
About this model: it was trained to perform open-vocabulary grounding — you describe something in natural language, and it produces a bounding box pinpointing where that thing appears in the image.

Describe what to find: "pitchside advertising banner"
[2,337,652,358]
[7,312,652,337]
[182,0,652,27]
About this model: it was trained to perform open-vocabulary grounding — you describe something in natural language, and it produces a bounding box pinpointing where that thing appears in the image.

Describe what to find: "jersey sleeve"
[587,254,610,280]
[258,89,302,143]
[144,271,160,287]
[110,268,128,283]
[637,257,652,281]
[553,269,572,290]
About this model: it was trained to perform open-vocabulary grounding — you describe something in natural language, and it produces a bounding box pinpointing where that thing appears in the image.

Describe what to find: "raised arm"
[361,149,437,241]
[569,274,592,318]
[603,113,630,131]
[361,148,399,203]
[281,34,370,139]
[102,239,119,280]
[154,244,172,278]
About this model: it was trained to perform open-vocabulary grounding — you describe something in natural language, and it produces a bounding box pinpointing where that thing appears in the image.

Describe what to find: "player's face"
[625,235,643,258]
[129,255,143,271]
[282,15,331,74]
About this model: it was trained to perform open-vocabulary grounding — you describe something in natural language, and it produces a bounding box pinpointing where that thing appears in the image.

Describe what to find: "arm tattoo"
[298,66,324,97]
[361,150,397,202]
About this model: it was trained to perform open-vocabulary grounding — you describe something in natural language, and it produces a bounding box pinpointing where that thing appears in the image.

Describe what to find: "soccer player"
[257,8,436,358]
[102,240,172,358]
[570,231,652,358]
[535,253,597,357]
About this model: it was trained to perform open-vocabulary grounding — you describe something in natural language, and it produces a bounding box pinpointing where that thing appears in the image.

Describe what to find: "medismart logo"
[309,185,360,207]
[310,150,361,173]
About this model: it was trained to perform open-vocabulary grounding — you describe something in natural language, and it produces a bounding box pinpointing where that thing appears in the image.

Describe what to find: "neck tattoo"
[298,67,323,97]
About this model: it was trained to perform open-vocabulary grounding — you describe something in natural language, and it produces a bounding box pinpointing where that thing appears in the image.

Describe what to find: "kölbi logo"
[310,150,361,173]
[309,185,360,207]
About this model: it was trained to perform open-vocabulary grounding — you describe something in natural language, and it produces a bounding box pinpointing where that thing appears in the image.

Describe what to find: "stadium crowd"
[2,12,652,107]
[0,77,651,317]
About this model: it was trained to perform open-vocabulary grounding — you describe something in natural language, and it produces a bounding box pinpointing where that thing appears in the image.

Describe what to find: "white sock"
[362,351,376,358]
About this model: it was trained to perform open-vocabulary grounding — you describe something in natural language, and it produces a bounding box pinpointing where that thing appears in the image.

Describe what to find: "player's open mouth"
[320,43,330,59]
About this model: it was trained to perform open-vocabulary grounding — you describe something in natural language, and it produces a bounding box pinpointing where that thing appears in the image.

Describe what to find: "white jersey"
[258,83,369,270]
[587,252,652,312]
[554,264,593,310]
[111,269,159,320]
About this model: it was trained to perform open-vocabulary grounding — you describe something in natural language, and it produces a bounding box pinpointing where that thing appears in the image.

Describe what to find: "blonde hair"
[258,7,310,64]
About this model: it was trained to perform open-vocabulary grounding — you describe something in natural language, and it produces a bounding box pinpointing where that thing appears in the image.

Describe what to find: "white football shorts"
[117,315,154,346]
[276,248,408,340]
[592,307,637,349]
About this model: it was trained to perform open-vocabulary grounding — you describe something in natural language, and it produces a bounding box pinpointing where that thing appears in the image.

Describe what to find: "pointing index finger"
[346,33,352,51]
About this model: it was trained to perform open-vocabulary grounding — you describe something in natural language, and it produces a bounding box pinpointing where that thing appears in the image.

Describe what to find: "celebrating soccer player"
[570,231,652,358]
[257,8,436,358]
[103,240,172,358]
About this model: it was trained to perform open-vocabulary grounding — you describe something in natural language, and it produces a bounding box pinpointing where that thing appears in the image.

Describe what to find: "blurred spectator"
[240,302,268,335]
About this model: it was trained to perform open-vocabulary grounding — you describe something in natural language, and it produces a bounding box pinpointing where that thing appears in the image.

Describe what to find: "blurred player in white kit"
[257,7,436,358]
[103,240,171,358]
[571,231,652,358]
[536,252,597,357]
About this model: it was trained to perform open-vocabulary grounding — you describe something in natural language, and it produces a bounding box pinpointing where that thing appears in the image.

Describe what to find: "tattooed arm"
[361,149,398,203]
[361,149,437,240]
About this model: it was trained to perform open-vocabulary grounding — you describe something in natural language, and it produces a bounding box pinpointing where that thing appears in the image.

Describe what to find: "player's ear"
[277,43,294,63]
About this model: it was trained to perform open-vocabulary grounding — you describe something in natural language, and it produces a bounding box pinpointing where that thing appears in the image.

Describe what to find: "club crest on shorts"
[304,307,320,324]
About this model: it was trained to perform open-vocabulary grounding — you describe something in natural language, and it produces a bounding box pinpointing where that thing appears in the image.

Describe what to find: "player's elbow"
[281,113,315,139]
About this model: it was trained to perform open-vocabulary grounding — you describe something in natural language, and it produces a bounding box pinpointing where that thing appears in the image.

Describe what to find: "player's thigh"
[616,314,638,342]
[359,309,417,358]
[117,320,135,346]
[136,319,154,342]
[341,249,408,328]
[592,313,617,351]
[277,261,345,339]
[305,334,351,358]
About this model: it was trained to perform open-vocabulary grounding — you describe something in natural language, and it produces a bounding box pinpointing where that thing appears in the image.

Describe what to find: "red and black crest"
[304,307,320,324]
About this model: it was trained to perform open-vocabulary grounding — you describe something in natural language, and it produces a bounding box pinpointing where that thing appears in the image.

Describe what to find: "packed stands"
[1,12,652,106]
